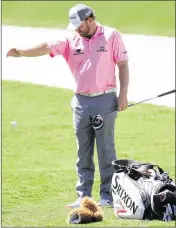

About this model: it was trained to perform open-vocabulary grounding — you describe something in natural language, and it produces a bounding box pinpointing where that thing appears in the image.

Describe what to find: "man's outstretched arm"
[6,43,51,57]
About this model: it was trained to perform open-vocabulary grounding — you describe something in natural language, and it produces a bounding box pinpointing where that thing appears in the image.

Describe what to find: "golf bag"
[111,159,176,221]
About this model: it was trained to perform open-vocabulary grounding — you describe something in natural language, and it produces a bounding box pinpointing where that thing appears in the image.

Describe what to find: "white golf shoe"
[97,199,114,207]
[66,196,93,209]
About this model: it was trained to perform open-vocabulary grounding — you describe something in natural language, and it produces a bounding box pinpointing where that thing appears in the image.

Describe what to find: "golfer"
[6,4,129,208]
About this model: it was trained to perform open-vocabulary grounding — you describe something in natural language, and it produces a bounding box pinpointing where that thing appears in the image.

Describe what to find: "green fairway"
[2,1,175,36]
[2,80,175,227]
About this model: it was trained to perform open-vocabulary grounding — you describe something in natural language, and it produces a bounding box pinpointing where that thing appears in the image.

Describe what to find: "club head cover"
[91,115,104,130]
[69,213,82,224]
[68,197,104,224]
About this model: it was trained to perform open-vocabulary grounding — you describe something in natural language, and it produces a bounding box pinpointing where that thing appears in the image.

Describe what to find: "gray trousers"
[71,92,118,201]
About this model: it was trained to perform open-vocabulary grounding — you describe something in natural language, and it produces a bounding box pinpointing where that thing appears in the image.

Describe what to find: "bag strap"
[140,163,164,174]
[112,159,165,175]
[112,159,141,172]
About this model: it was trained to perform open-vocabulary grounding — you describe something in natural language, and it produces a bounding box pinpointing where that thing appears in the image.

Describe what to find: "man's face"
[76,19,91,37]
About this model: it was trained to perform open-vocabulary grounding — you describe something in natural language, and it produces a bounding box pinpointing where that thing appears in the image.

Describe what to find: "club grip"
[158,89,176,97]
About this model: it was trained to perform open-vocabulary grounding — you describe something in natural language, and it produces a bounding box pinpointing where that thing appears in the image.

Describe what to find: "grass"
[2,80,175,227]
[2,1,175,37]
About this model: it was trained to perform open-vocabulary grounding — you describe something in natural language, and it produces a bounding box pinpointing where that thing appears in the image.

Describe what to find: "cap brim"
[66,21,82,31]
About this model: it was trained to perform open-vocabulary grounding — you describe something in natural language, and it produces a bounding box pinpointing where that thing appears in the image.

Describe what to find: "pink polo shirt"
[47,23,128,93]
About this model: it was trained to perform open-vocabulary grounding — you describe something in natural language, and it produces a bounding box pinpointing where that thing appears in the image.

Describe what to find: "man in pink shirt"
[7,4,129,208]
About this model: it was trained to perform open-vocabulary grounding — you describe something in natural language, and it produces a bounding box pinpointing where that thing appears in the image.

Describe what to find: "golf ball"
[12,121,17,127]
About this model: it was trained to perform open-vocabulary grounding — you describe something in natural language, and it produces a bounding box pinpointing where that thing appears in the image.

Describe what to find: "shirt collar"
[94,22,104,36]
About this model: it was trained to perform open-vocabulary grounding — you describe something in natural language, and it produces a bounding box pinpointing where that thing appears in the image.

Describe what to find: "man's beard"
[78,28,92,39]
[79,32,92,39]
[85,34,93,39]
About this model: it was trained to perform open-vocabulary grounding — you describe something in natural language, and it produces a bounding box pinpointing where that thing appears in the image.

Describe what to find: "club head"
[91,115,104,130]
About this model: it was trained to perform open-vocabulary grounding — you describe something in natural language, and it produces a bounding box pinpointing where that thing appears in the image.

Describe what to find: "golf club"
[92,89,176,130]
[128,89,176,107]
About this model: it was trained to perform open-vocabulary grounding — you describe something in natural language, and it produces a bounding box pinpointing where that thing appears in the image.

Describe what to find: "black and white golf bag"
[111,159,176,221]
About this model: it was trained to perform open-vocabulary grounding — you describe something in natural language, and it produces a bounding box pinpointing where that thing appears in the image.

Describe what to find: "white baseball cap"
[67,4,94,31]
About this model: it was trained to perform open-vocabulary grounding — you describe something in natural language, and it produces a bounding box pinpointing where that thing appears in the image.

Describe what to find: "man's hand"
[6,48,22,57]
[118,92,128,111]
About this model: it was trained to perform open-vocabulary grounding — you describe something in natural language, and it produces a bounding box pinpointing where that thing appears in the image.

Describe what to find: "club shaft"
[128,96,157,107]
[102,89,175,115]
[92,89,175,129]
[128,89,176,107]
[158,89,176,97]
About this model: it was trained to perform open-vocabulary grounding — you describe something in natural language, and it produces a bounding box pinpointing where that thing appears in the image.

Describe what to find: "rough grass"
[2,80,175,227]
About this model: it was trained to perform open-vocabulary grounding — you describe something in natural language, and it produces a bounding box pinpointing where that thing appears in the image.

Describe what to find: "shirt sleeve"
[112,29,129,63]
[46,36,69,59]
